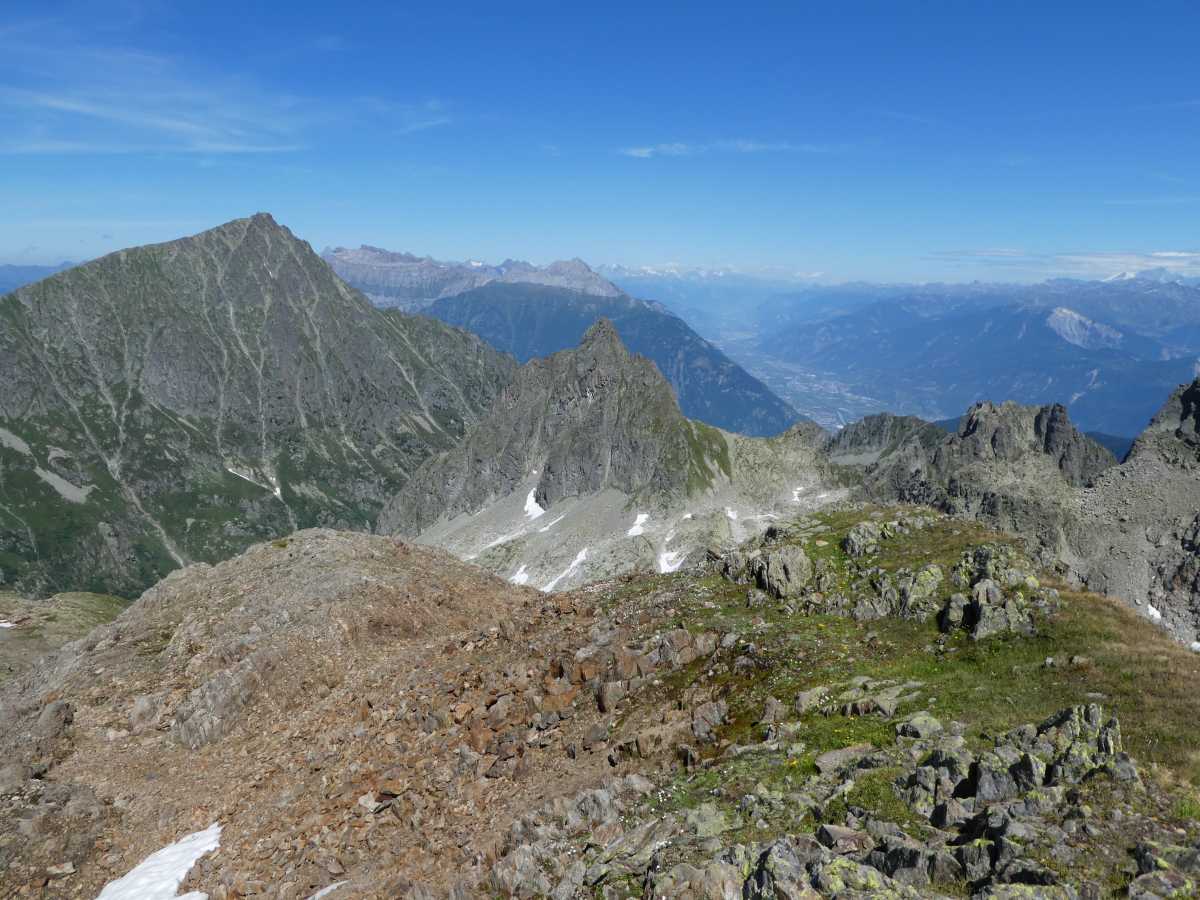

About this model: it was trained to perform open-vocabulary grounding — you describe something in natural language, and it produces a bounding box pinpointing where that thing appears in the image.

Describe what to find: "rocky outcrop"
[840,402,1114,567]
[0,215,515,597]
[826,387,1200,643]
[824,413,945,468]
[492,702,1142,899]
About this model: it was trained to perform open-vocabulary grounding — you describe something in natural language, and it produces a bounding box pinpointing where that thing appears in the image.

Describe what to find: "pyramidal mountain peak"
[0,213,516,597]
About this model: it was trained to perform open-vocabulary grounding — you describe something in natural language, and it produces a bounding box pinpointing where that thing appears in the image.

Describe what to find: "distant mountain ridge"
[323,244,621,311]
[0,262,74,294]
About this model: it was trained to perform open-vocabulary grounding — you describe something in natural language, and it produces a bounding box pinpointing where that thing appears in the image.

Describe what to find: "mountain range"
[607,268,1200,437]
[0,262,74,294]
[321,245,621,311]
[329,248,801,437]
[6,215,1200,640]
[381,318,835,592]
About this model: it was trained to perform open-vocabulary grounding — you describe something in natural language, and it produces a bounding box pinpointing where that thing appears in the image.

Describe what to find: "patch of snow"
[0,426,31,456]
[307,884,347,900]
[0,621,15,629]
[481,526,525,551]
[1191,641,1200,653]
[543,548,588,592]
[225,465,272,493]
[1047,307,1123,351]
[1147,605,1163,622]
[96,822,221,900]
[658,549,686,573]
[34,467,93,504]
[681,513,693,520]
[791,487,803,503]
[724,507,738,521]
[537,515,565,533]
[509,564,530,586]
[627,513,649,537]
[524,489,545,520]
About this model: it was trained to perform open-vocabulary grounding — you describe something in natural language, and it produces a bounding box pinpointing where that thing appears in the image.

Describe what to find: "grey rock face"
[0,214,515,597]
[824,413,945,468]
[1067,378,1200,641]
[830,387,1200,642]
[379,319,726,536]
[928,400,1115,491]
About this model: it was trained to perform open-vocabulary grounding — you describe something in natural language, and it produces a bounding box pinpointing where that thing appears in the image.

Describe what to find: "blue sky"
[2,1,1198,281]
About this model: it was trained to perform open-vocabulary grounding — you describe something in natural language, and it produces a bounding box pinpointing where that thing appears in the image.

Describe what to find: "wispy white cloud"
[928,247,1200,279]
[1103,195,1200,208]
[395,116,452,135]
[621,142,694,158]
[619,139,839,159]
[0,21,451,156]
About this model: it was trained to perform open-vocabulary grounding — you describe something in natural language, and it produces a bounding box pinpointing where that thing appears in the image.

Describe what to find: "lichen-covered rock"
[969,587,1035,640]
[843,522,884,558]
[1129,840,1200,899]
[953,544,1036,591]
[752,545,814,599]
[647,859,747,899]
[897,564,944,619]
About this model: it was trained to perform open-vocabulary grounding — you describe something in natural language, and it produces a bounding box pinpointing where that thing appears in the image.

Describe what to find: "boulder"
[752,545,814,599]
[692,699,728,744]
[843,522,883,558]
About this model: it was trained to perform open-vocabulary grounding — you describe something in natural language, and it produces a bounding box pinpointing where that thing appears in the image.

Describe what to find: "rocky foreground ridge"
[2,509,1200,898]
